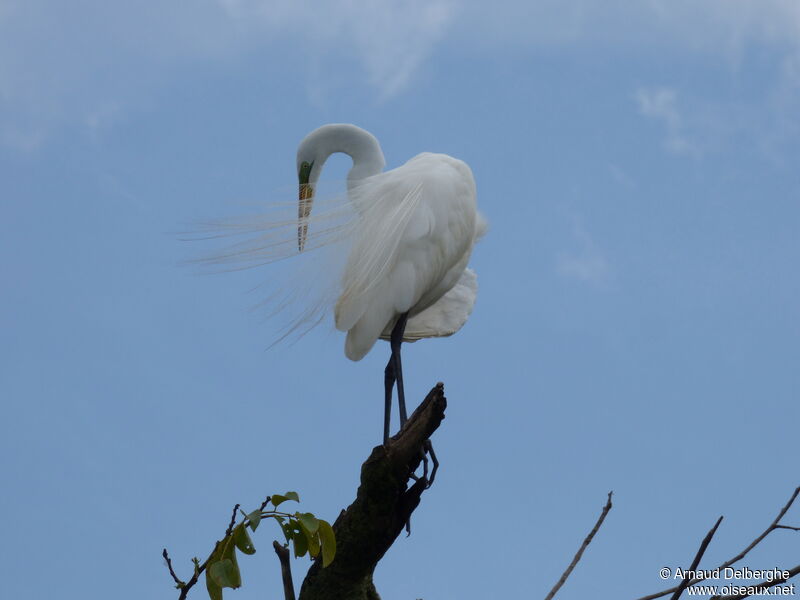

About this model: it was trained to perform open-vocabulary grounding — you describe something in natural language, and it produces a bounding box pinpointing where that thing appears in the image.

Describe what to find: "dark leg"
[390,312,409,426]
[387,312,437,495]
[383,355,395,445]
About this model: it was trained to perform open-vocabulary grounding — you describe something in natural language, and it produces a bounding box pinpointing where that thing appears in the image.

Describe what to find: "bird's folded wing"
[380,268,478,342]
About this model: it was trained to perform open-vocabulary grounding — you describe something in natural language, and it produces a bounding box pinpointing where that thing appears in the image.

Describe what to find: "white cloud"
[557,252,610,284]
[215,0,455,97]
[2,0,799,152]
[456,0,800,56]
[461,1,800,162]
[608,164,636,189]
[2,127,45,153]
[556,222,610,285]
[636,87,701,158]
[0,0,456,149]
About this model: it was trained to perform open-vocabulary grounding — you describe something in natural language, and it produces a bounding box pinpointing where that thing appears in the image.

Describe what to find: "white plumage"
[293,123,485,457]
[326,150,486,360]
[200,123,484,452]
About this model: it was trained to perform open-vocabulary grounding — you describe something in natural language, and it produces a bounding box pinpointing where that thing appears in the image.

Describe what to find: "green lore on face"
[298,160,314,184]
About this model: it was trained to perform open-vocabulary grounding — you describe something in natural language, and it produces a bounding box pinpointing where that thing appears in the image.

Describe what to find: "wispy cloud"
[2,0,799,152]
[556,222,610,285]
[608,164,636,189]
[635,63,800,162]
[0,0,456,150]
[457,0,800,56]
[216,0,455,98]
[636,87,701,158]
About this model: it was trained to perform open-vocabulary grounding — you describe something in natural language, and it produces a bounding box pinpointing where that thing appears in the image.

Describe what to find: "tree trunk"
[298,383,447,600]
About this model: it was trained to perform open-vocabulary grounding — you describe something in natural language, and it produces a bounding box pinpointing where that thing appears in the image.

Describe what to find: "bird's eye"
[299,160,314,183]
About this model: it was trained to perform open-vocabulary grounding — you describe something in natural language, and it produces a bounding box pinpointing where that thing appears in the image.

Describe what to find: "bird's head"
[297,128,332,252]
[297,157,316,251]
[295,123,384,251]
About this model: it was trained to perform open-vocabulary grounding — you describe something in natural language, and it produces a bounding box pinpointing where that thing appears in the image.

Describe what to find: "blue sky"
[2,1,799,598]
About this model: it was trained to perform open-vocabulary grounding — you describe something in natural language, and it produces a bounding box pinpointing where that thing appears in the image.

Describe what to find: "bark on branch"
[298,383,447,600]
[545,491,613,600]
[273,541,296,600]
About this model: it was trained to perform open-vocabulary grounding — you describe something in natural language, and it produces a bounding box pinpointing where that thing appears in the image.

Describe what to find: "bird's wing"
[333,178,425,333]
[379,268,478,342]
[335,154,478,361]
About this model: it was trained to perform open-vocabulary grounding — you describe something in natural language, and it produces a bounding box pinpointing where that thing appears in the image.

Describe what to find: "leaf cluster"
[203,492,336,600]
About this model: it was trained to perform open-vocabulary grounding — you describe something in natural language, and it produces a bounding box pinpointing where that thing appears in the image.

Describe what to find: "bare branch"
[273,541,296,600]
[545,491,614,600]
[162,548,185,588]
[163,505,243,600]
[225,503,241,537]
[670,516,723,600]
[298,383,447,600]
[171,541,220,600]
[637,486,800,600]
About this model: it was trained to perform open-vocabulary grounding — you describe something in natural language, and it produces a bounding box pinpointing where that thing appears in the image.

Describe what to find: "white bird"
[196,123,484,479]
[295,124,485,460]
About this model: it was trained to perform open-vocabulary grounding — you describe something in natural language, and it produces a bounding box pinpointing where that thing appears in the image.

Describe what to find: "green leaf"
[298,512,319,535]
[271,492,300,509]
[205,542,226,598]
[297,518,320,558]
[247,510,261,532]
[209,559,239,589]
[233,523,256,555]
[318,520,336,567]
[223,538,242,589]
[209,538,242,589]
[205,567,223,600]
[293,530,308,558]
[279,522,292,543]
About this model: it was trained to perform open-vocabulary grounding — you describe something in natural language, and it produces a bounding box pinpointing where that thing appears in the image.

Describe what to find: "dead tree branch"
[297,383,447,600]
[637,486,800,600]
[545,491,614,600]
[670,516,723,600]
[163,540,220,600]
[274,541,296,600]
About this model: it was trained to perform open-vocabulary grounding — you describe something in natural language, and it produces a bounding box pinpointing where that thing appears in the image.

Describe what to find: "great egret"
[197,124,484,480]
[295,124,485,466]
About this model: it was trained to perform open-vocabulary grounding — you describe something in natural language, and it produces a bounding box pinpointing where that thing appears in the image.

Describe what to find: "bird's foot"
[421,440,438,488]
[409,439,438,489]
[404,441,438,535]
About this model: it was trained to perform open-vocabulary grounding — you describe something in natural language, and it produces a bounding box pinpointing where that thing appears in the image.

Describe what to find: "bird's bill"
[298,182,314,251]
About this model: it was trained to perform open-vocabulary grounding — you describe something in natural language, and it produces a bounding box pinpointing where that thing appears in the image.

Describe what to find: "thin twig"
[670,516,723,600]
[225,503,241,537]
[163,503,241,600]
[636,486,800,600]
[273,540,296,600]
[544,491,613,600]
[709,563,800,600]
[172,541,221,600]
[162,549,185,588]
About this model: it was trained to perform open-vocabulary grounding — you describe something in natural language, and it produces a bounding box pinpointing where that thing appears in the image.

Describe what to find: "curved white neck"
[297,124,386,190]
